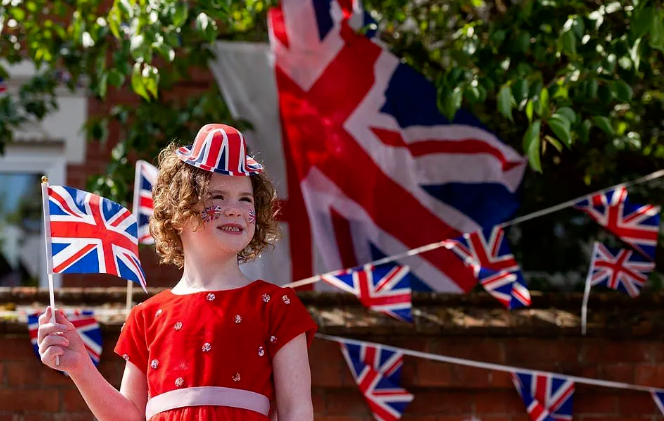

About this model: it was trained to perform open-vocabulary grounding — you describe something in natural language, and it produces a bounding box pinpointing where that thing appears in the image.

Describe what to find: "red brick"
[0,337,36,360]
[0,415,18,421]
[62,389,89,411]
[574,393,617,414]
[635,365,664,387]
[316,416,370,421]
[431,417,467,421]
[582,340,653,363]
[312,389,326,415]
[617,392,659,415]
[53,413,96,421]
[474,390,523,414]
[480,417,511,421]
[326,390,370,415]
[0,390,59,412]
[449,365,489,388]
[600,364,635,384]
[430,338,505,364]
[311,354,344,388]
[504,339,580,365]
[416,360,453,387]
[23,414,55,421]
[8,360,47,387]
[488,370,514,388]
[406,391,473,414]
[401,358,418,388]
[0,363,4,386]
[41,366,75,386]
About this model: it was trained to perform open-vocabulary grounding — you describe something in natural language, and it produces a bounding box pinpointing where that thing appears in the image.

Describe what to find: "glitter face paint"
[201,205,223,223]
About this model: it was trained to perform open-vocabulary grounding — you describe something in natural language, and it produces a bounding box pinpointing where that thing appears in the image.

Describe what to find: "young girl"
[37,124,318,421]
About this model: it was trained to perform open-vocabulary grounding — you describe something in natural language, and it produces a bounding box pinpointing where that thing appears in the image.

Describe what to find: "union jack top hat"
[176,124,263,176]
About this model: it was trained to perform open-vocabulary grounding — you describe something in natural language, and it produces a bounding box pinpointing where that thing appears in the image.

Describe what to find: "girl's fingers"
[40,345,64,367]
[37,322,69,344]
[39,335,70,356]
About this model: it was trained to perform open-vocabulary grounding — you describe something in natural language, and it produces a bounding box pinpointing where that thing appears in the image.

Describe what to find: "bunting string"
[316,333,664,394]
[285,169,664,289]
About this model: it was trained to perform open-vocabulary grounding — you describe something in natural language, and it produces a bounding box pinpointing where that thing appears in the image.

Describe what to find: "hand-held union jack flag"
[28,310,103,369]
[574,187,660,261]
[340,340,414,421]
[321,263,413,322]
[46,185,147,292]
[444,226,531,309]
[586,242,655,298]
[512,371,574,421]
[132,160,158,245]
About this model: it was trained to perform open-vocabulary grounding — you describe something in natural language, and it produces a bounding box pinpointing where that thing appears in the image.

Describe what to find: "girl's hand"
[37,307,91,375]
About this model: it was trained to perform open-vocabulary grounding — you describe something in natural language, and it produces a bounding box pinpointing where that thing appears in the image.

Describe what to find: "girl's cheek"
[201,205,223,223]
[248,209,256,225]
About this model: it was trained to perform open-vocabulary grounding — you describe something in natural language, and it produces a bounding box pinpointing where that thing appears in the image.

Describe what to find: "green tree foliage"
[1,0,663,288]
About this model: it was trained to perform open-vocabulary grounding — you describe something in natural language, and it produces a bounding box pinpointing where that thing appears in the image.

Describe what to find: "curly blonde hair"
[149,143,280,268]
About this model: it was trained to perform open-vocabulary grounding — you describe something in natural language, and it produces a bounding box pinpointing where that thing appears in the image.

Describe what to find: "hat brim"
[176,146,264,176]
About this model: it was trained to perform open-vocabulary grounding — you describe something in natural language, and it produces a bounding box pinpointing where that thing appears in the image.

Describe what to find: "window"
[0,141,66,287]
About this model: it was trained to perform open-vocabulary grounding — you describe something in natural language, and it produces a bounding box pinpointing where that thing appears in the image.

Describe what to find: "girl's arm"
[38,307,147,421]
[272,333,314,421]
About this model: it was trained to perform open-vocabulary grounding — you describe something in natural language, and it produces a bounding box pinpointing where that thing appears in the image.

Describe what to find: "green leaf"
[631,7,654,39]
[131,63,150,100]
[498,85,514,121]
[650,11,664,52]
[172,2,189,27]
[587,79,598,98]
[97,72,108,98]
[578,119,592,144]
[597,84,614,103]
[464,84,481,103]
[107,69,125,87]
[547,115,572,148]
[562,30,577,55]
[556,107,576,125]
[523,120,542,172]
[525,100,534,123]
[514,31,531,54]
[545,135,564,152]
[513,79,529,104]
[156,43,175,62]
[441,87,463,121]
[536,87,549,117]
[612,80,634,102]
[592,116,615,135]
[196,12,218,43]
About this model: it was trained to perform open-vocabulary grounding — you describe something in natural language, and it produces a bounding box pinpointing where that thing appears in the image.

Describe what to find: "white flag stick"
[581,242,600,335]
[40,176,59,366]
[127,161,144,314]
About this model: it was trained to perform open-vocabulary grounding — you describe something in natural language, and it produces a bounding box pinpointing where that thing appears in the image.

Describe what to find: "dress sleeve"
[267,287,318,361]
[114,304,149,374]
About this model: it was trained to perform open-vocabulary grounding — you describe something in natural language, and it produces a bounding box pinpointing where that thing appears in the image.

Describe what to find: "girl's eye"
[211,195,224,200]
[241,197,253,203]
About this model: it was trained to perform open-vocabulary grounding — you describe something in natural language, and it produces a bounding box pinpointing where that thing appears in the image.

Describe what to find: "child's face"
[181,173,256,259]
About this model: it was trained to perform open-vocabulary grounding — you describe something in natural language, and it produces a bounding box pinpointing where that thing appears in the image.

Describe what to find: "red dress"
[114,280,318,420]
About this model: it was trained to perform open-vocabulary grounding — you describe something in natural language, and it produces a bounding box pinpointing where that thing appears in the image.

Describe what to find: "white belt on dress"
[145,386,271,419]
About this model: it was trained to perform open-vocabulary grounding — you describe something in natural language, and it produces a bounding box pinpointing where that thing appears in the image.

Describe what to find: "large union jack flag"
[512,371,574,421]
[340,340,413,421]
[340,339,405,385]
[321,262,412,322]
[28,310,103,368]
[587,242,655,297]
[444,226,531,309]
[574,187,660,261]
[267,0,526,292]
[132,160,158,245]
[47,185,147,291]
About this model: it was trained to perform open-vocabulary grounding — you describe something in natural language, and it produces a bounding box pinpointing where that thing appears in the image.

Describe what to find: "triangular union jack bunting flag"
[512,371,574,421]
[28,310,103,372]
[47,185,147,292]
[587,242,655,297]
[340,339,405,385]
[132,160,158,245]
[340,340,413,421]
[321,262,413,322]
[652,390,664,416]
[444,226,531,309]
[574,186,660,261]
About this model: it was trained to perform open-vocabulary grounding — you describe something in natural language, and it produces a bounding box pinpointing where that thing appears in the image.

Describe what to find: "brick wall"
[1,290,664,420]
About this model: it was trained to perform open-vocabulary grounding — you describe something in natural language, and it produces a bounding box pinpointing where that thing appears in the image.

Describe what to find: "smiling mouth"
[218,225,244,233]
